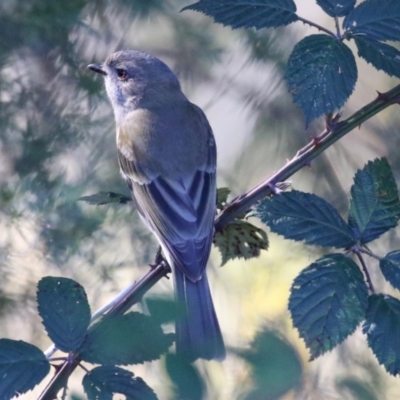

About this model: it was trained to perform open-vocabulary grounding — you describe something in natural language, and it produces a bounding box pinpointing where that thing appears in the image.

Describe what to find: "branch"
[38,83,400,399]
[215,84,400,229]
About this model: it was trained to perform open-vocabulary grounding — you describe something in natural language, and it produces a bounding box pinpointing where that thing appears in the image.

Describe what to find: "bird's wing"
[118,105,217,282]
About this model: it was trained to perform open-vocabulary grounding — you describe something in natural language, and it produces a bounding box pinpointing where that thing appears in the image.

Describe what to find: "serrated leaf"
[37,277,91,352]
[79,191,131,205]
[343,0,400,42]
[165,354,205,400]
[380,251,400,292]
[237,330,302,400]
[182,0,298,30]
[352,36,400,78]
[285,34,357,125]
[348,158,400,244]
[213,220,268,266]
[79,312,174,365]
[216,187,231,211]
[0,339,50,400]
[316,0,355,17]
[255,190,355,248]
[83,366,158,400]
[363,294,400,375]
[289,254,368,359]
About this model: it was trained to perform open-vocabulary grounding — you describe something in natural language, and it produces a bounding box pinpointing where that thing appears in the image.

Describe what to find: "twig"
[359,247,384,261]
[334,16,341,38]
[38,83,400,399]
[354,250,375,293]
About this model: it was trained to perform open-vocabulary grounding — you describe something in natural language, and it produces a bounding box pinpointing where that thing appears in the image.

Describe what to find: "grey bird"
[88,50,225,361]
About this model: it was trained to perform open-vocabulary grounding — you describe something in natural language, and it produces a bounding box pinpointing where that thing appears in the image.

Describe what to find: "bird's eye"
[116,68,128,80]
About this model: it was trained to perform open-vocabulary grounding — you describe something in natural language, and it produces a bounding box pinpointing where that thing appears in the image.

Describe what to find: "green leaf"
[145,296,183,325]
[181,0,298,30]
[348,158,400,244]
[316,0,355,17]
[213,220,268,266]
[216,187,231,211]
[343,0,400,42]
[78,191,132,205]
[363,294,400,375]
[255,190,355,248]
[37,277,91,352]
[353,36,400,79]
[289,254,368,359]
[79,312,174,365]
[0,339,50,400]
[380,251,400,292]
[285,34,357,125]
[83,366,158,400]
[165,354,205,400]
[237,330,302,400]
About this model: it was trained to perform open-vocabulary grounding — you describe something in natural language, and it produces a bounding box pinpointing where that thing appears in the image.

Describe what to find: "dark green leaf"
[363,294,400,375]
[237,330,302,400]
[37,277,91,352]
[165,354,205,400]
[213,220,268,266]
[146,296,183,325]
[182,0,298,30]
[79,312,174,365]
[255,190,355,248]
[83,366,158,400]
[289,254,368,359]
[348,158,400,244]
[0,339,50,400]
[316,0,355,17]
[216,187,231,210]
[380,251,400,292]
[78,191,132,205]
[343,0,400,42]
[285,34,357,125]
[353,36,400,78]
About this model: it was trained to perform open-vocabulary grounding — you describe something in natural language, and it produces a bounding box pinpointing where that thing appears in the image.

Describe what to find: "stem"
[359,247,384,261]
[297,16,337,38]
[39,83,400,399]
[334,16,341,38]
[354,250,375,293]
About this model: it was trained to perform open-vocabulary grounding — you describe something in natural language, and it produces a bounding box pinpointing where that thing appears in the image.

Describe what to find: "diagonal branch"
[39,83,400,399]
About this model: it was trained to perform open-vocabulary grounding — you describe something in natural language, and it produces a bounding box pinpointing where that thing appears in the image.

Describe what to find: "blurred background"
[1,0,400,399]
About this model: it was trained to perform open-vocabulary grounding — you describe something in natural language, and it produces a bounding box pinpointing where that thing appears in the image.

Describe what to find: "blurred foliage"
[236,329,302,400]
[0,0,400,399]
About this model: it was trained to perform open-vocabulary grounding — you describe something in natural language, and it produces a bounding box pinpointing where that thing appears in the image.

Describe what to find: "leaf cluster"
[0,277,174,399]
[183,0,400,125]
[254,158,400,375]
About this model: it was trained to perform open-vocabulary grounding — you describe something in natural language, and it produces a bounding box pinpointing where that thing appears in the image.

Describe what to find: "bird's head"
[88,50,181,122]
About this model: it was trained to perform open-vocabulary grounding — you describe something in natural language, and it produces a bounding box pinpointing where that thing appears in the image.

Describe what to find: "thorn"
[376,90,398,104]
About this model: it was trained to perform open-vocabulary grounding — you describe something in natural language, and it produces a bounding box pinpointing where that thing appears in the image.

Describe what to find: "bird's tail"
[174,268,225,361]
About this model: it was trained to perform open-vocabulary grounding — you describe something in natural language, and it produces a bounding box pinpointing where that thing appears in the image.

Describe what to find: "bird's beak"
[87,63,107,76]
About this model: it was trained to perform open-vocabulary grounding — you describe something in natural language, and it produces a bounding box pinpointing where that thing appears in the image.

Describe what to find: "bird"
[88,50,225,361]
